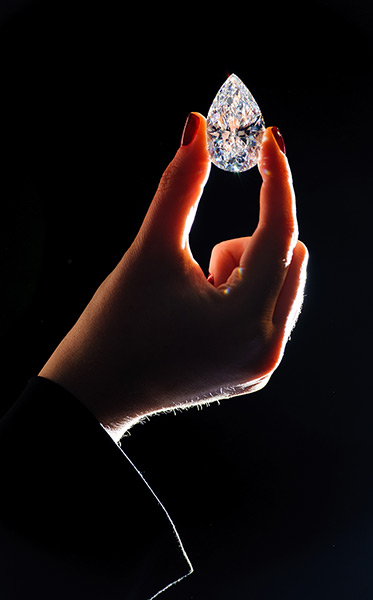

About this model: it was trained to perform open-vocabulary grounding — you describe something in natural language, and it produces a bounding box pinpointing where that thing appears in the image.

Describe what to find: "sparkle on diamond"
[206,74,265,173]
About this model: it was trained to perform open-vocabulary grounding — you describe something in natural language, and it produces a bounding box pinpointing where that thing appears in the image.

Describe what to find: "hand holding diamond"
[39,112,308,440]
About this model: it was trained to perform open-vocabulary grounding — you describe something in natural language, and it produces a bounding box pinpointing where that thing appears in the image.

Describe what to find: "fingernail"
[271,126,286,155]
[181,113,200,147]
[207,273,215,285]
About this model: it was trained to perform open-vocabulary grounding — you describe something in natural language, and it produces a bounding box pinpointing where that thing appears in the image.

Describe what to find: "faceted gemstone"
[206,74,265,173]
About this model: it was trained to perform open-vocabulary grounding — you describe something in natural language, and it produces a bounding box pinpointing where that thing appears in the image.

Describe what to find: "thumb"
[138,112,211,255]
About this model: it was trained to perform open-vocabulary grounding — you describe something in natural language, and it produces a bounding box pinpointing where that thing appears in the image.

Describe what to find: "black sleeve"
[0,377,192,600]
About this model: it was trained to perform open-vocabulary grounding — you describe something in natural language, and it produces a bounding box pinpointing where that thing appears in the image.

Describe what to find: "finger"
[237,127,299,313]
[257,126,298,263]
[137,112,211,256]
[269,241,309,371]
[208,237,250,287]
[273,241,308,333]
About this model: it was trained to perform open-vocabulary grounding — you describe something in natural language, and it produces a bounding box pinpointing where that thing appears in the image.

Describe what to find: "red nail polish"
[181,113,200,147]
[207,273,215,285]
[271,126,286,155]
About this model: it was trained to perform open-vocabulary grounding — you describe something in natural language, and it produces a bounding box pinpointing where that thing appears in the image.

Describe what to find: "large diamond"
[207,74,265,173]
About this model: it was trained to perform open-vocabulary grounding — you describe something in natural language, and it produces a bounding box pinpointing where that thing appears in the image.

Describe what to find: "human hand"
[39,113,308,440]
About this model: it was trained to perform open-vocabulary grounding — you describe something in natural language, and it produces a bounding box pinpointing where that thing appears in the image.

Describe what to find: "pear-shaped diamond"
[207,74,265,173]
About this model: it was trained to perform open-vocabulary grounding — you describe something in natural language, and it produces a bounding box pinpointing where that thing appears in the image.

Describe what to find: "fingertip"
[295,240,309,265]
[258,126,291,183]
[179,111,206,148]
[174,112,210,176]
[271,126,286,155]
[293,241,309,291]
[181,112,206,147]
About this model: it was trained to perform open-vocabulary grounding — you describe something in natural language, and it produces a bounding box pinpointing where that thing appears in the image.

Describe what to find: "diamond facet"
[206,74,265,173]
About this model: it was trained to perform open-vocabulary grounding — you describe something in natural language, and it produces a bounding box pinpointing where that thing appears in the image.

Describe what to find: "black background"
[1,1,373,598]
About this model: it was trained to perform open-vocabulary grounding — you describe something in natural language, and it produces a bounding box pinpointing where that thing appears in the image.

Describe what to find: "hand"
[39,113,308,440]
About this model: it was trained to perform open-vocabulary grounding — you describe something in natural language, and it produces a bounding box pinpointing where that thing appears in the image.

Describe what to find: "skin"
[39,114,308,441]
